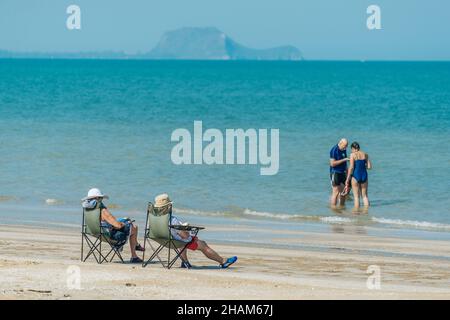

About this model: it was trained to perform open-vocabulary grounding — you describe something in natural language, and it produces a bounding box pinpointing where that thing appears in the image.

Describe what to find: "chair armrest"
[169,225,205,231]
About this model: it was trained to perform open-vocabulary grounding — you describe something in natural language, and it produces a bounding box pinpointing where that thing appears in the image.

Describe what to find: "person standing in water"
[329,138,349,207]
[345,142,372,208]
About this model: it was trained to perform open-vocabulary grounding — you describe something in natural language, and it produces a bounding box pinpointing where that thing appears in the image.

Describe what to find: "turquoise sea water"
[0,59,449,235]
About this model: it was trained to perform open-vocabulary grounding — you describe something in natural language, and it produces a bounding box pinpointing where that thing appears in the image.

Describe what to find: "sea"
[1,59,449,242]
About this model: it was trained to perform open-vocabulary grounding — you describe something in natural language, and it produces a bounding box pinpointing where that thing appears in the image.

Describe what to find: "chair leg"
[115,248,124,263]
[101,246,115,264]
[99,238,102,264]
[142,211,150,267]
[82,235,95,262]
[82,235,102,263]
[144,244,165,267]
[100,246,122,264]
[168,230,200,269]
[168,240,171,268]
[109,247,124,263]
[81,233,84,261]
[111,245,124,263]
[101,237,125,264]
[82,234,125,264]
[168,242,189,269]
[141,238,190,269]
[168,231,198,269]
[141,233,147,266]
[143,239,167,267]
[142,235,154,267]
[109,251,116,262]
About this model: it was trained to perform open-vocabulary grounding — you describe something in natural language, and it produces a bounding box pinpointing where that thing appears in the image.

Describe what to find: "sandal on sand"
[135,244,145,252]
[130,257,143,264]
[220,256,238,269]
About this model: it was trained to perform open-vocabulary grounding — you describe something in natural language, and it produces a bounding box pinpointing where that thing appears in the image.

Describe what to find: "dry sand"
[0,225,449,300]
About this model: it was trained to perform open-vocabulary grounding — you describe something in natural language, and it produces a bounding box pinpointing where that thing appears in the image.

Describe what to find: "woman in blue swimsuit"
[345,142,372,209]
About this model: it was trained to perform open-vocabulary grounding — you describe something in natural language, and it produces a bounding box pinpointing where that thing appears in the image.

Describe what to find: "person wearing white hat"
[154,193,238,269]
[82,188,144,263]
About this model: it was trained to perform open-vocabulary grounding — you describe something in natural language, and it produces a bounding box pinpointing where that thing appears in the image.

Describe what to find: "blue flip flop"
[220,256,238,268]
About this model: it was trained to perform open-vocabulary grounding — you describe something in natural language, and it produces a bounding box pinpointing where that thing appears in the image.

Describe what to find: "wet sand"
[0,225,449,299]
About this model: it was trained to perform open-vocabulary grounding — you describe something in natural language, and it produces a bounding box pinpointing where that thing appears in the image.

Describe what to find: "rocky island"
[146,27,302,60]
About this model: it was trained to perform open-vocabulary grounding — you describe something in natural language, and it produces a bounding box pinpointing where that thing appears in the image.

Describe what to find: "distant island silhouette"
[0,27,302,61]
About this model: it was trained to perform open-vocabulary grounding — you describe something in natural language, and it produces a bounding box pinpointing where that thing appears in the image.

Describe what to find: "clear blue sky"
[0,0,449,60]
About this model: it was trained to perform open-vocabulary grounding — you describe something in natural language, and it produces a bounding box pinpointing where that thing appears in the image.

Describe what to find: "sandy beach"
[1,224,449,300]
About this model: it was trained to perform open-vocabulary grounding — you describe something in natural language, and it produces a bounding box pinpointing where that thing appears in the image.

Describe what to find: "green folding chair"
[81,204,125,264]
[142,202,204,269]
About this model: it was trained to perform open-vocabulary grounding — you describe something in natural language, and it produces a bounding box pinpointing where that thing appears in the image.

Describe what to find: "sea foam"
[175,207,450,231]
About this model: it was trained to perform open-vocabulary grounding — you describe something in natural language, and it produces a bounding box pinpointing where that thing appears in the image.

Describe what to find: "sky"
[0,0,449,60]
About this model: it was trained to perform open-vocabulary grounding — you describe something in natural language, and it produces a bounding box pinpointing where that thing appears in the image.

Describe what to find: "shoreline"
[1,224,450,299]
[3,220,450,262]
[2,201,450,244]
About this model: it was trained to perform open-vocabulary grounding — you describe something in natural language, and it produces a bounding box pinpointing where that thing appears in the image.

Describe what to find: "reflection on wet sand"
[329,205,369,235]
[331,223,367,235]
[352,206,369,215]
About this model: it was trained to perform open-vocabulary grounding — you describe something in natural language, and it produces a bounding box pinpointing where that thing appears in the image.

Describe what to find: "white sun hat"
[82,188,109,201]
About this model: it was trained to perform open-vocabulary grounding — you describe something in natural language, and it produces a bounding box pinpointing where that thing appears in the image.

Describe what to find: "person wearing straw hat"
[82,188,145,263]
[154,193,238,269]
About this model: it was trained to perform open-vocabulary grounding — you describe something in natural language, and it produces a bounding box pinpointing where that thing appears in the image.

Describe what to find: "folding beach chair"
[142,202,204,269]
[81,205,125,264]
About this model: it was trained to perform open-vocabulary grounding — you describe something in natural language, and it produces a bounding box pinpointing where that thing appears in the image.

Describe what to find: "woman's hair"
[351,141,360,150]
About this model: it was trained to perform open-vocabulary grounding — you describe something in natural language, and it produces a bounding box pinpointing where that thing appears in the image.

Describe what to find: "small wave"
[177,207,353,224]
[0,196,16,202]
[320,216,355,224]
[176,207,303,220]
[176,207,227,217]
[45,199,63,205]
[371,217,450,231]
[176,207,450,232]
[244,209,356,224]
[242,209,308,220]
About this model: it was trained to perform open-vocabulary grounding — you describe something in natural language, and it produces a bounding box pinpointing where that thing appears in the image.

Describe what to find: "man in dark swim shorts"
[329,138,349,207]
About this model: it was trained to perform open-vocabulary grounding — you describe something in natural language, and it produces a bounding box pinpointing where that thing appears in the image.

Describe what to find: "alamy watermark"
[66,265,81,290]
[171,121,279,176]
[367,5,382,30]
[366,265,381,290]
[66,5,81,30]
[65,4,380,32]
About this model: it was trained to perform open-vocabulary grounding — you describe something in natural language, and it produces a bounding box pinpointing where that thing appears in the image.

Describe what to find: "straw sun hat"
[154,193,173,208]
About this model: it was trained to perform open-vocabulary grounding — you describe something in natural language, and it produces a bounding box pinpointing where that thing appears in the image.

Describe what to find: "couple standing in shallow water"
[329,138,372,209]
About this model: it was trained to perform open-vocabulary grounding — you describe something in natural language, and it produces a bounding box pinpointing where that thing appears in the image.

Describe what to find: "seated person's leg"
[196,239,238,268]
[129,224,139,258]
[196,239,225,264]
[180,249,191,268]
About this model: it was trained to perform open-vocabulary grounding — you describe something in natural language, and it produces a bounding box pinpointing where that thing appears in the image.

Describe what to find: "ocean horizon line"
[1,55,450,63]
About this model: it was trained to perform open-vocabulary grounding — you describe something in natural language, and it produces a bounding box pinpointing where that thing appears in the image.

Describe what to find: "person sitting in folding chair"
[153,193,238,269]
[82,188,144,263]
